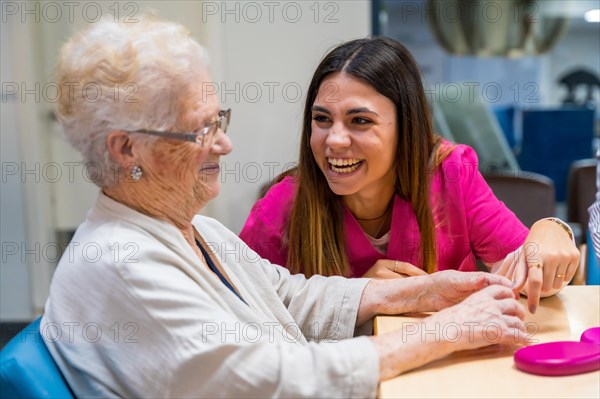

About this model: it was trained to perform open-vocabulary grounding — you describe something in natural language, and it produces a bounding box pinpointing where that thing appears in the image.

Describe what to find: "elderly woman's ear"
[106,130,139,169]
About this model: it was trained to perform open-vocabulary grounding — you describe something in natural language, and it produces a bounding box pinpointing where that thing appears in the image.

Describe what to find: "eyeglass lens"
[199,109,230,147]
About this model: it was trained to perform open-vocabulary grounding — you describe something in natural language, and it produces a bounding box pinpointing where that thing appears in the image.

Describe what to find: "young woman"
[240,37,579,314]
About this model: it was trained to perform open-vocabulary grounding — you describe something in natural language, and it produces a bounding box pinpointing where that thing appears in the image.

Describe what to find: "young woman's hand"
[362,259,427,279]
[493,219,580,313]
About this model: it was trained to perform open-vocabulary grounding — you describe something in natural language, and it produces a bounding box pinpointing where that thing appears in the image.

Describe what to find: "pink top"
[240,144,529,277]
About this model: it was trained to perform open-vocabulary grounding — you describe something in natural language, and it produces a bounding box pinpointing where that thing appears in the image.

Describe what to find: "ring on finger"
[394,260,399,273]
[555,273,565,279]
[528,262,543,269]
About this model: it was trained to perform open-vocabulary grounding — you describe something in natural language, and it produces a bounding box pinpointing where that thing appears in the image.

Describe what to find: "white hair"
[55,14,209,187]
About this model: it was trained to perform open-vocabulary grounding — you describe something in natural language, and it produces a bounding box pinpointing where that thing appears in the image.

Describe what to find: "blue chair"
[0,317,74,398]
[588,230,600,285]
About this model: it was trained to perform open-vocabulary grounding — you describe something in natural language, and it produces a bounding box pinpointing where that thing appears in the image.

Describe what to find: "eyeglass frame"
[126,108,231,147]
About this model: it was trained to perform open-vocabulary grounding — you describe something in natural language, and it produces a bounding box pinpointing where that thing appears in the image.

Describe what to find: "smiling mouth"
[327,158,364,174]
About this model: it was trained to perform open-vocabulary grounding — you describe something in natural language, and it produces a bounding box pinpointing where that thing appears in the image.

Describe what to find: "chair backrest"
[484,171,556,228]
[567,159,596,242]
[0,317,74,399]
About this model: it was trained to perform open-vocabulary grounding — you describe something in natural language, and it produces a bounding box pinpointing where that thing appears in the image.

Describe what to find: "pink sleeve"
[239,177,295,268]
[456,146,529,263]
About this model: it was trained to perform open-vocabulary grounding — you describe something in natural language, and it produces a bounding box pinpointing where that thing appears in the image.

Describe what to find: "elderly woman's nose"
[210,130,232,155]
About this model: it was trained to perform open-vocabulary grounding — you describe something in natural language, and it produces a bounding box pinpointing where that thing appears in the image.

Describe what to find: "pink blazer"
[240,144,529,277]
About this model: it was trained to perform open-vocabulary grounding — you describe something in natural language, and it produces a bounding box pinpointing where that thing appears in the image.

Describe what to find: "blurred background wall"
[1,0,598,323]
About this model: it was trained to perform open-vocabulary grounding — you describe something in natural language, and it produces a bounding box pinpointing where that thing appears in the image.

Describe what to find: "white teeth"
[328,158,362,166]
[328,159,363,174]
[331,163,361,174]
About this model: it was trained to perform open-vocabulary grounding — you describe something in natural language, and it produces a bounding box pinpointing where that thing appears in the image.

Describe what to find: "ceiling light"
[584,9,600,22]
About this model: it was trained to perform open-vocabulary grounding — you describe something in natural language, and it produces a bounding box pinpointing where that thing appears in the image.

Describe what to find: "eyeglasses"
[127,109,231,147]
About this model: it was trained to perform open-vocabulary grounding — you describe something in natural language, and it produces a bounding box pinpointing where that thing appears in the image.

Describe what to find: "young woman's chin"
[323,165,365,196]
[325,178,362,197]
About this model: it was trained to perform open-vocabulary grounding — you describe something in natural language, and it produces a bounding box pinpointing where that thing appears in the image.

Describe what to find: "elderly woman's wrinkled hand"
[369,282,531,380]
[420,270,517,312]
[425,284,531,351]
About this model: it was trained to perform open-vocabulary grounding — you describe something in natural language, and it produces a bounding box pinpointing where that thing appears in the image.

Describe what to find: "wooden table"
[375,286,600,398]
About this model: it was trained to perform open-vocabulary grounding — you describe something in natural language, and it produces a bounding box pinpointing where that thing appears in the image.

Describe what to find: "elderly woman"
[240,37,580,314]
[42,16,529,398]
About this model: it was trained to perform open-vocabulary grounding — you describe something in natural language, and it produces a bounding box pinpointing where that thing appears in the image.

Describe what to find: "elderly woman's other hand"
[361,259,427,279]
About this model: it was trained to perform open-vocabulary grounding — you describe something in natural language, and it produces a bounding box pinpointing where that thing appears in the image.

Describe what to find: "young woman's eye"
[353,117,372,125]
[313,115,331,123]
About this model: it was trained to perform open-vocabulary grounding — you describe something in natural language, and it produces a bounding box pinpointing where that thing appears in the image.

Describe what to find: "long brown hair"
[287,37,451,277]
